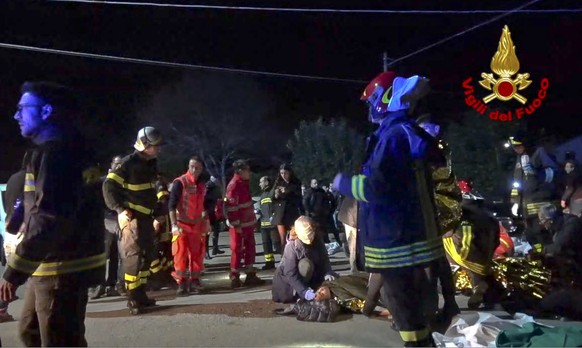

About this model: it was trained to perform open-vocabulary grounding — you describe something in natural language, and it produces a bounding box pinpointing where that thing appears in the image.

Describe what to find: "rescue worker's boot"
[230,274,243,289]
[127,290,143,315]
[261,261,275,271]
[89,285,106,300]
[189,278,204,294]
[176,282,188,297]
[243,272,265,286]
[404,336,435,347]
[116,282,127,297]
[135,286,156,307]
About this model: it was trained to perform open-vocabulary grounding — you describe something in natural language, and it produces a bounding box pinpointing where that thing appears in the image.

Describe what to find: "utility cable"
[47,0,582,14]
[388,0,544,67]
[0,42,366,83]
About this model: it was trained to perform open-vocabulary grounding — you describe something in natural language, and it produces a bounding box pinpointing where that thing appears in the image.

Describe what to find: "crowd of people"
[0,73,580,348]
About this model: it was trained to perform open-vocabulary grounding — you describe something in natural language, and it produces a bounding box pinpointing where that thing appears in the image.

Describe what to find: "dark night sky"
[1,0,581,180]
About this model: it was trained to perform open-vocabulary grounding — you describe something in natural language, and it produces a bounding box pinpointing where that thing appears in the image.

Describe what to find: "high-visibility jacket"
[259,190,275,228]
[225,173,256,229]
[3,136,105,287]
[170,172,207,229]
[511,147,559,217]
[443,201,499,275]
[103,151,160,217]
[336,111,444,271]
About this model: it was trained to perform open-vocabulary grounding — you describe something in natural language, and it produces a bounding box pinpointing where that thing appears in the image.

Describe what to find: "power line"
[388,0,544,67]
[0,42,366,83]
[47,0,582,14]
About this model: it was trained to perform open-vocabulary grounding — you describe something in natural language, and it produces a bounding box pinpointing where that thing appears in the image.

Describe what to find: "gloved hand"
[332,173,345,192]
[171,224,182,236]
[324,274,336,282]
[304,288,316,301]
[511,203,519,217]
[522,163,535,176]
[117,209,132,228]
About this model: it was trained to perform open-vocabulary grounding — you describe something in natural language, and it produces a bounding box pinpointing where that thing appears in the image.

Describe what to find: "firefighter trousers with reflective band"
[119,217,156,292]
[19,276,89,347]
[230,226,256,277]
[172,226,206,284]
[261,227,279,262]
[380,263,437,345]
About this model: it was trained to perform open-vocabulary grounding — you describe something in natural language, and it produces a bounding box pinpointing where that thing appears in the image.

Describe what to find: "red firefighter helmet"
[360,71,397,114]
[458,179,472,194]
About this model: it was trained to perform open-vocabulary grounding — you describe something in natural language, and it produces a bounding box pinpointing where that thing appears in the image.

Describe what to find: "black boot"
[176,283,188,297]
[230,274,243,289]
[212,247,225,255]
[135,286,156,307]
[243,272,265,286]
[89,285,106,300]
[205,251,212,260]
[261,261,276,270]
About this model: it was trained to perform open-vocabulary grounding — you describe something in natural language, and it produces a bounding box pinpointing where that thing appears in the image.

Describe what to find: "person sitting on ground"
[272,216,335,303]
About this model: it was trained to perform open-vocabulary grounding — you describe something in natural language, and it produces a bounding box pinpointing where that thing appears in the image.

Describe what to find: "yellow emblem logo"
[479,25,532,104]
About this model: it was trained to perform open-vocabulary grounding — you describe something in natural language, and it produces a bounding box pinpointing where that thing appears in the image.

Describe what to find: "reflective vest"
[175,173,207,226]
[225,174,256,228]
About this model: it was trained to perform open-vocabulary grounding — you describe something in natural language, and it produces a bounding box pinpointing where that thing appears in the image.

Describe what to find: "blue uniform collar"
[375,110,409,135]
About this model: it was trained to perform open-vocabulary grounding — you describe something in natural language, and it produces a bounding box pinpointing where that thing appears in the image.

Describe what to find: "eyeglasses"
[16,104,45,113]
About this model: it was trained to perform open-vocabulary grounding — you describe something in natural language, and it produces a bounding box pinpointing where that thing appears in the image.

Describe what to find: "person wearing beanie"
[272,216,336,303]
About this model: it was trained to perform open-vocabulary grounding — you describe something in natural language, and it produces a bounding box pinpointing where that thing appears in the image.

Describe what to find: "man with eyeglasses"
[0,81,106,346]
[103,126,166,315]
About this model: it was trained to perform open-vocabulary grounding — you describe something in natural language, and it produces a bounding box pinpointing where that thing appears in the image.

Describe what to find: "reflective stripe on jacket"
[336,111,443,271]
[226,173,256,228]
[174,172,207,227]
[103,151,158,216]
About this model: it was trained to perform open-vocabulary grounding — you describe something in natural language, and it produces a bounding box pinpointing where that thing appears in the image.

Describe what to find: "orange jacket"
[225,173,256,228]
[172,172,207,231]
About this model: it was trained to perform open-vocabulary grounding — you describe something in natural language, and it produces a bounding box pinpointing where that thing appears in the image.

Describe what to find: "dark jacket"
[303,187,330,219]
[103,151,160,218]
[3,132,105,287]
[544,214,582,269]
[258,190,275,228]
[562,168,582,210]
[270,178,303,227]
[511,147,559,216]
[204,180,222,223]
[272,237,332,303]
[335,111,444,272]
[443,199,499,275]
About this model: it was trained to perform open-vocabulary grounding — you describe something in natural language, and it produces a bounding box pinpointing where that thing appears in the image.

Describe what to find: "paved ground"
[0,231,579,347]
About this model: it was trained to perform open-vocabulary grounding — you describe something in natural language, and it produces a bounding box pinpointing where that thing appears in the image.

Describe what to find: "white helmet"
[134,126,164,152]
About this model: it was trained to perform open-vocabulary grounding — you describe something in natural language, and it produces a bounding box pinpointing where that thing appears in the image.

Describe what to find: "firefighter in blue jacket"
[333,71,440,347]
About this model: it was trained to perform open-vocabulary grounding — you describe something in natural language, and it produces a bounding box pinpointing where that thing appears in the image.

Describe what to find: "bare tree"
[136,72,278,191]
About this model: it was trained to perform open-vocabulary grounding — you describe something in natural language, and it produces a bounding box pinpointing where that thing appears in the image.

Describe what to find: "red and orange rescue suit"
[226,173,257,278]
[169,171,209,284]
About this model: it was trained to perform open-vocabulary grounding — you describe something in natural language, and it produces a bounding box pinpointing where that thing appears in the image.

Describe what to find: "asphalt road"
[0,231,578,347]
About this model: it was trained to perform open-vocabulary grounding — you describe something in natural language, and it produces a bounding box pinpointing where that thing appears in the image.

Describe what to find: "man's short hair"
[189,155,205,166]
[21,81,78,111]
[260,176,271,183]
[538,204,558,222]
[232,159,250,172]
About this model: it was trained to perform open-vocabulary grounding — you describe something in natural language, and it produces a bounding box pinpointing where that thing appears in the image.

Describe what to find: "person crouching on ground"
[272,216,336,303]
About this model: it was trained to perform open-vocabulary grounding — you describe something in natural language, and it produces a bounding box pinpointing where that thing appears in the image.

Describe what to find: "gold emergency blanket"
[322,274,369,313]
[432,145,462,234]
[454,257,551,299]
